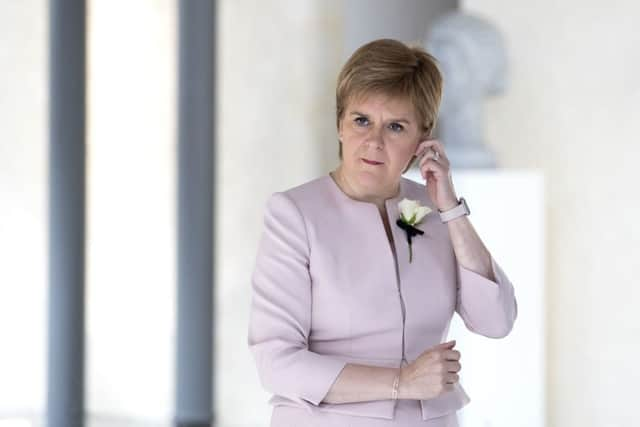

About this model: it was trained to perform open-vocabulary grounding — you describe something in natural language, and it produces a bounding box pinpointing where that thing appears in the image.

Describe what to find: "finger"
[419,159,447,179]
[419,148,446,168]
[416,138,447,158]
[444,349,460,361]
[420,148,438,162]
[446,361,461,373]
[419,152,436,178]
[427,340,456,356]
[415,138,440,158]
[425,147,450,169]
[424,139,447,157]
[416,139,450,167]
[432,340,456,350]
[444,372,460,384]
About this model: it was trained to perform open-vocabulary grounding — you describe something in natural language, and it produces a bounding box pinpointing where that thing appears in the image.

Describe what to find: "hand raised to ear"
[415,139,459,211]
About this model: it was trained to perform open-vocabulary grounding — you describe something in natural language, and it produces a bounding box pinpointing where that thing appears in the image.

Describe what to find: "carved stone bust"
[425,11,508,169]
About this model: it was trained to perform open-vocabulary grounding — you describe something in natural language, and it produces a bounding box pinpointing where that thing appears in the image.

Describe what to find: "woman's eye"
[354,116,369,126]
[389,122,404,132]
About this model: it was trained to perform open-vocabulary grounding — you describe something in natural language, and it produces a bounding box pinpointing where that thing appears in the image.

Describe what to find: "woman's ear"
[422,121,434,139]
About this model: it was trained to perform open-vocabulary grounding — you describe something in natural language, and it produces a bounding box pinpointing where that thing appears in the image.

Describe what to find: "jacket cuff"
[297,351,348,406]
[456,255,518,338]
[267,356,400,419]
[304,357,398,418]
[250,344,349,408]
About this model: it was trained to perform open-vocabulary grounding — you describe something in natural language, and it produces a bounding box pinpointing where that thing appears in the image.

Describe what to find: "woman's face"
[338,92,424,198]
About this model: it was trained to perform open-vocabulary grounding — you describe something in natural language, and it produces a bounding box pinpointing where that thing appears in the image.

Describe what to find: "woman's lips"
[362,158,383,165]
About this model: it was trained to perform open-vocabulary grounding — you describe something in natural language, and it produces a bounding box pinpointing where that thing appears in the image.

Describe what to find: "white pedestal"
[404,168,546,427]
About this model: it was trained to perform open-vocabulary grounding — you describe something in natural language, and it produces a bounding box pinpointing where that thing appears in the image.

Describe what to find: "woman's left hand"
[415,138,459,212]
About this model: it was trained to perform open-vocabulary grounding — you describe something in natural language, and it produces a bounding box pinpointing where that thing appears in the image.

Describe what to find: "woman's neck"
[330,167,398,211]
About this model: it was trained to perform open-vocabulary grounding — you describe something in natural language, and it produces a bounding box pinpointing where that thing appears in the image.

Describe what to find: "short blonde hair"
[335,38,443,166]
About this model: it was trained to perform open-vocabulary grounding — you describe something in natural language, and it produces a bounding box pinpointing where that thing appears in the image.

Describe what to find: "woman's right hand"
[398,340,461,400]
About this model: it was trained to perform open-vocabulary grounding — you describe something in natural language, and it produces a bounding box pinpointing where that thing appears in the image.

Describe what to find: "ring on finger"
[432,148,440,162]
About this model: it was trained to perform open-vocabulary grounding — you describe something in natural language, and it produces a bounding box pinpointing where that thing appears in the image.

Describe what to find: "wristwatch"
[438,197,470,223]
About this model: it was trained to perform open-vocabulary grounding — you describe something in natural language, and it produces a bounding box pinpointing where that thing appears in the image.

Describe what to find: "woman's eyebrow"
[349,111,411,123]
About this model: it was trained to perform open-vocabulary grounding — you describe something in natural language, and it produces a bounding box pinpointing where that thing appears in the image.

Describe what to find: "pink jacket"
[247,173,518,422]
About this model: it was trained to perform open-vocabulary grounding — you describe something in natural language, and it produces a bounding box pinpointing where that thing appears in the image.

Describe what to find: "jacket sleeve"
[247,191,348,409]
[455,254,518,338]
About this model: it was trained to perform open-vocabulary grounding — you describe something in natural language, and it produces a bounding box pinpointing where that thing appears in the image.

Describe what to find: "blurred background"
[1,0,638,426]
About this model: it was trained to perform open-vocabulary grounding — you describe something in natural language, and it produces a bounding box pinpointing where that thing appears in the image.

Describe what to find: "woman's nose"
[366,126,385,150]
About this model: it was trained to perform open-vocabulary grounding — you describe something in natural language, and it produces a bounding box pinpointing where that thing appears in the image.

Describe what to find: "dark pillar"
[175,1,216,426]
[47,1,86,427]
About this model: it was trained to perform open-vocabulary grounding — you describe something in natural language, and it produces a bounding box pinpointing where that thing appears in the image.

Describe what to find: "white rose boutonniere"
[396,198,432,263]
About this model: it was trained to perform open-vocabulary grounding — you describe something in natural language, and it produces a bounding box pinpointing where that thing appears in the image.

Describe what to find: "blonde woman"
[248,38,517,427]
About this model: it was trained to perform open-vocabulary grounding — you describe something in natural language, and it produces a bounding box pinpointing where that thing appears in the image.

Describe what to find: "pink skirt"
[270,398,459,427]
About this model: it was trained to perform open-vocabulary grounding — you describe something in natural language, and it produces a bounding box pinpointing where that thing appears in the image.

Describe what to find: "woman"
[248,38,517,427]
